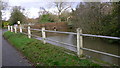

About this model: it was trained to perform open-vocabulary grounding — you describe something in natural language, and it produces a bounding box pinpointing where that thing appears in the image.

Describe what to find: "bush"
[39,14,59,23]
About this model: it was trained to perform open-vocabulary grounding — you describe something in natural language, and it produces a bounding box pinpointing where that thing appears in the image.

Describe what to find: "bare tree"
[38,2,73,22]
[39,7,49,15]
[53,2,72,22]
[54,2,71,15]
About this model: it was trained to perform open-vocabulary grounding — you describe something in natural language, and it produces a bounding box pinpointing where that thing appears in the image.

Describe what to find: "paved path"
[2,29,32,66]
[0,29,2,67]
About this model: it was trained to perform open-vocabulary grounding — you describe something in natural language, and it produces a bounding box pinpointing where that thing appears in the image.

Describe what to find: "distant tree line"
[8,2,72,24]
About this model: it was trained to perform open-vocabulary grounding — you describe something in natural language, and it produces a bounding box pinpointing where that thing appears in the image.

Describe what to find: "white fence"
[8,25,120,58]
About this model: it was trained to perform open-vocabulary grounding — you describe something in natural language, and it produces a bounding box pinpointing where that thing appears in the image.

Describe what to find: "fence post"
[14,26,17,33]
[10,26,13,32]
[8,25,10,31]
[77,28,83,57]
[20,25,22,33]
[42,27,46,44]
[28,26,31,38]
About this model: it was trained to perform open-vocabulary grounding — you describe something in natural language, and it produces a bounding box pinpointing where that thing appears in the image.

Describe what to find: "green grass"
[3,31,100,66]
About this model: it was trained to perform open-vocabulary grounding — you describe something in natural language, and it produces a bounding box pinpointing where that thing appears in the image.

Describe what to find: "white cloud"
[8,0,49,7]
[25,7,40,18]
[2,10,11,20]
[2,0,79,20]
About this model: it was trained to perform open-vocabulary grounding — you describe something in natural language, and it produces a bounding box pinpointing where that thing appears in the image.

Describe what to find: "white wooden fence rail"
[8,25,120,58]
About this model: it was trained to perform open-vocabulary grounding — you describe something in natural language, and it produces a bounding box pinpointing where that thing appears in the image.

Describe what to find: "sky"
[2,0,79,20]
[2,0,118,20]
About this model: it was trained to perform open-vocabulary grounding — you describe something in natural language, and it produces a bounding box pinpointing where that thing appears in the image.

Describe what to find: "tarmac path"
[2,29,32,66]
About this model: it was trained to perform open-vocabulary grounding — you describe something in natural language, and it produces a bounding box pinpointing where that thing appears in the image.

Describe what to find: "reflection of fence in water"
[23,28,68,37]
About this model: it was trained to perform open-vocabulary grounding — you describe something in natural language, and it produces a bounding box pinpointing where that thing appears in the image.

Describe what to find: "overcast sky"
[2,0,80,20]
[2,0,116,20]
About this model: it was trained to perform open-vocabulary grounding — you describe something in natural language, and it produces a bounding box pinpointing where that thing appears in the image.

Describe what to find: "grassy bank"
[3,31,100,66]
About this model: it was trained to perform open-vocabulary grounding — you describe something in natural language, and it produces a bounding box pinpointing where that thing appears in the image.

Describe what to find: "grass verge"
[3,31,100,66]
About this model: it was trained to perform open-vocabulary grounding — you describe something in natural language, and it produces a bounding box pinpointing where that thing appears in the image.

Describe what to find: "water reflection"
[46,33,119,65]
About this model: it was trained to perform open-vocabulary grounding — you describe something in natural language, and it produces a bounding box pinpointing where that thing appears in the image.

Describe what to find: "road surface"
[2,29,32,66]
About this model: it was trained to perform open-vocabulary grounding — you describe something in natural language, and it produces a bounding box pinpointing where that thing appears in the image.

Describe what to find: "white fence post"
[10,26,13,32]
[8,25,10,31]
[14,26,17,33]
[42,27,46,44]
[77,28,83,57]
[28,26,31,38]
[20,25,22,33]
